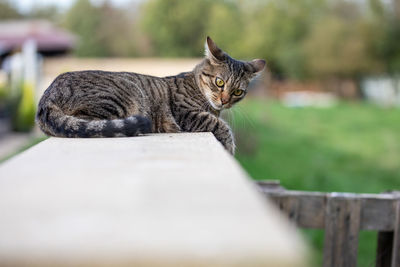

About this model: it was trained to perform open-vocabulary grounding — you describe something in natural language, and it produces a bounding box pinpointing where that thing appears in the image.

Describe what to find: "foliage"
[240,0,324,79]
[0,85,7,100]
[206,1,244,58]
[62,0,138,57]
[0,0,21,20]
[26,5,62,22]
[303,16,380,78]
[381,22,400,73]
[3,0,399,79]
[140,0,212,57]
[232,99,400,266]
[63,0,107,57]
[0,85,8,116]
[8,81,36,132]
[138,0,399,79]
[12,82,36,132]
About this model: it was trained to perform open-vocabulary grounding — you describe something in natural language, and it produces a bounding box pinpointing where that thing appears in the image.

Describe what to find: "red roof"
[0,20,76,55]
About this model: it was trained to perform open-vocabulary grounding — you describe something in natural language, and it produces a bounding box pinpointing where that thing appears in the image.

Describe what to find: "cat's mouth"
[209,101,232,111]
[222,103,232,109]
[204,92,231,110]
[209,101,222,111]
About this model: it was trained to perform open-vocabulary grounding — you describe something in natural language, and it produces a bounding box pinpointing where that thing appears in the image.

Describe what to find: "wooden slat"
[323,194,361,267]
[361,198,397,231]
[258,181,400,266]
[257,182,398,231]
[375,194,399,267]
[279,195,300,222]
[391,198,400,267]
[268,191,326,229]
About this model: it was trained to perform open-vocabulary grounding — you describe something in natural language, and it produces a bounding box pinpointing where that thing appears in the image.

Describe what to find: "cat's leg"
[184,111,235,154]
[162,114,181,133]
[152,109,181,133]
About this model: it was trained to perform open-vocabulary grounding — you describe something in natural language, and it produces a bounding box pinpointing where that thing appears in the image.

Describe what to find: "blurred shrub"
[7,81,36,132]
[13,82,36,132]
[0,85,8,117]
[0,85,7,100]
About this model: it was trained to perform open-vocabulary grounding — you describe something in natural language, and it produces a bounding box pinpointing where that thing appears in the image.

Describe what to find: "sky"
[13,0,141,13]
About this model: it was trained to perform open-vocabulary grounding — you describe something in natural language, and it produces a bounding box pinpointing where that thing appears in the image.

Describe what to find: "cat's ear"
[246,59,266,74]
[205,36,225,63]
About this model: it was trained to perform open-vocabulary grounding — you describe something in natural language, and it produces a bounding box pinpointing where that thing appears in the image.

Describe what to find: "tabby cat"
[36,37,265,155]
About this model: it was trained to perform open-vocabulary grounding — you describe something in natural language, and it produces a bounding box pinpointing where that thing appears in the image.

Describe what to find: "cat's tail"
[36,103,152,138]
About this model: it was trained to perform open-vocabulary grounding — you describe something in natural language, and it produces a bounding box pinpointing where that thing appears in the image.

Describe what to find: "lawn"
[231,98,400,266]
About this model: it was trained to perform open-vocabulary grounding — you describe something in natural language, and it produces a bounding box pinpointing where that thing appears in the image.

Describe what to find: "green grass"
[230,99,400,266]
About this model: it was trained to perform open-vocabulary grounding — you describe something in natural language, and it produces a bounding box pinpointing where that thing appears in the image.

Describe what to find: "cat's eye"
[232,89,244,97]
[215,77,224,88]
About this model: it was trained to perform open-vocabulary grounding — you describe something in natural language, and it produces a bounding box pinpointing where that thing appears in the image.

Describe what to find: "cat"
[36,37,265,155]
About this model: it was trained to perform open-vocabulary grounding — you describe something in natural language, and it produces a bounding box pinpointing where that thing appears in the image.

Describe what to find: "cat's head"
[195,36,265,111]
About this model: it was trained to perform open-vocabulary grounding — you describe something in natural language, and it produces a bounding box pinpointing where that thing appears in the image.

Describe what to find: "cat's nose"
[221,98,229,105]
[221,93,230,105]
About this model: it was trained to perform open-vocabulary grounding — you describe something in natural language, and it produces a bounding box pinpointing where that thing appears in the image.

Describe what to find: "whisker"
[236,105,257,130]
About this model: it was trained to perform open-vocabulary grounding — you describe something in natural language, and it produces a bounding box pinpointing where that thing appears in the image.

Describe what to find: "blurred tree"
[56,0,399,80]
[374,0,400,74]
[96,1,138,57]
[369,0,385,18]
[140,0,212,57]
[382,22,400,73]
[27,5,61,22]
[64,0,140,57]
[206,1,244,58]
[63,0,107,57]
[242,0,326,80]
[303,16,379,78]
[0,0,21,20]
[302,0,389,81]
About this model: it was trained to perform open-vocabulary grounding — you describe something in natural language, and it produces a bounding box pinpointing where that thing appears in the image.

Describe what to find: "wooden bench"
[0,133,307,266]
[257,180,400,267]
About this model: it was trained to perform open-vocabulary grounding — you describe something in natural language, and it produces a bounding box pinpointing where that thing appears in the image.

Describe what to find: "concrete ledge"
[0,133,307,266]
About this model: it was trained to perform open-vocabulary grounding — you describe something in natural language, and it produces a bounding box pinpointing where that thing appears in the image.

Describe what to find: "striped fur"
[36,37,265,154]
